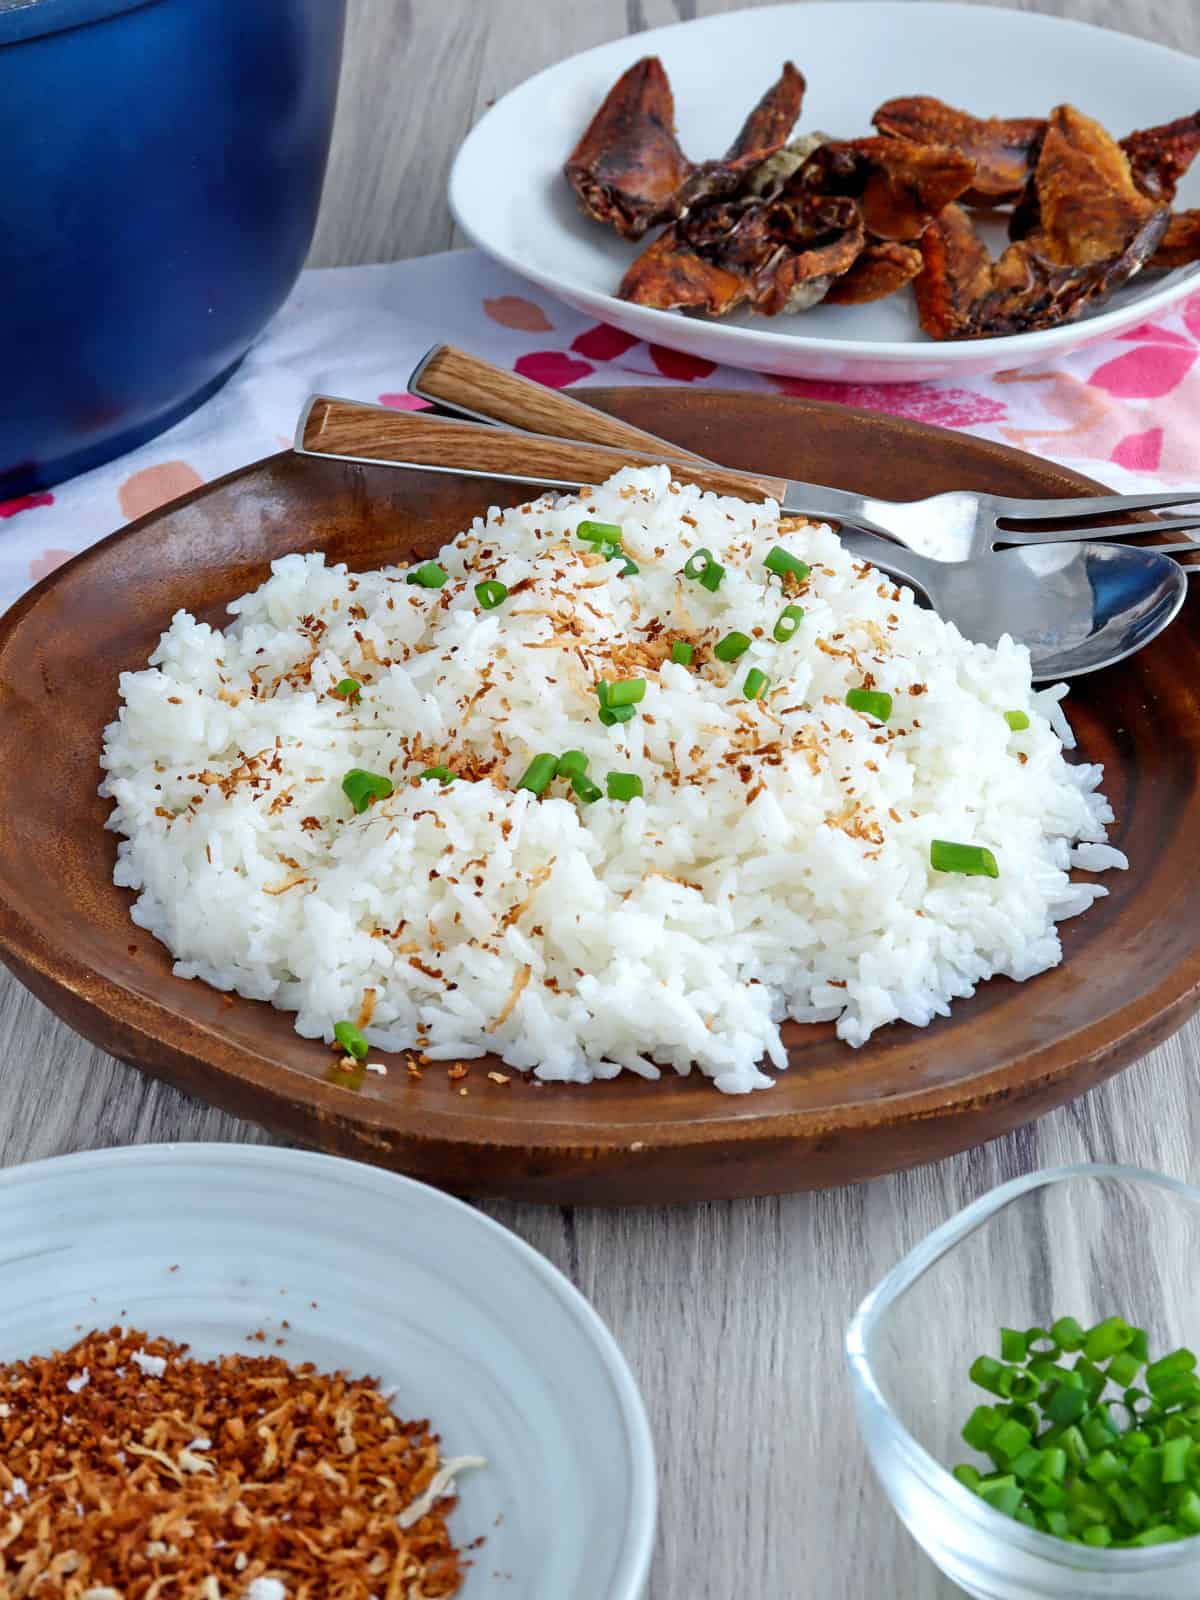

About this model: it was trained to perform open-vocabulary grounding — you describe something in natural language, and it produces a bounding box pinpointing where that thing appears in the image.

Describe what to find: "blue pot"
[0,0,346,496]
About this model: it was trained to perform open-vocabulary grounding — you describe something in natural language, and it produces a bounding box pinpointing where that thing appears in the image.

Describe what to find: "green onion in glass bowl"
[847,1165,1200,1600]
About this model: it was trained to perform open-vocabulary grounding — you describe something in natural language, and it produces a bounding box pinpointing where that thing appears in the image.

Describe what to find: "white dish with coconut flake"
[0,1143,655,1600]
[100,466,1125,1095]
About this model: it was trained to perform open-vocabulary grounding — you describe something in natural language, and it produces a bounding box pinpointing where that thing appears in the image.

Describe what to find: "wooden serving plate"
[1,389,1197,1204]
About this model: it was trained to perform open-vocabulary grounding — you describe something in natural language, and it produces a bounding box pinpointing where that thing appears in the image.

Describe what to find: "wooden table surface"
[6,3,1200,1597]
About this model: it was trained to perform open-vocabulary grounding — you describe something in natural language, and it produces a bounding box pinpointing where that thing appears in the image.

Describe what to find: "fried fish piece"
[1121,111,1200,201]
[617,224,747,315]
[619,191,864,316]
[873,95,1045,203]
[722,60,807,169]
[564,57,695,240]
[912,203,996,338]
[800,135,976,240]
[1148,209,1200,269]
[915,200,1168,339]
[1034,105,1167,266]
[823,240,924,305]
[564,58,805,241]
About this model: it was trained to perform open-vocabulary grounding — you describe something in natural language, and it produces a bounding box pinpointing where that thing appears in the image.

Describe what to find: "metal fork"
[408,345,1200,562]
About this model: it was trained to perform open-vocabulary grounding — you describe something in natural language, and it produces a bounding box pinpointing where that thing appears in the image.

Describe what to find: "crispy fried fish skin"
[725,61,807,165]
[1121,111,1200,201]
[913,203,995,338]
[1148,209,1200,270]
[916,202,1169,339]
[617,224,747,314]
[824,241,924,305]
[800,136,975,240]
[618,191,863,317]
[1036,104,1166,266]
[675,62,807,213]
[564,57,695,240]
[565,58,805,241]
[873,95,1045,203]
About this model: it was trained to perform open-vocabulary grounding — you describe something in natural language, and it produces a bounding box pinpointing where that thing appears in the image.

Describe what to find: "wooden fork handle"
[298,397,788,504]
[409,344,707,461]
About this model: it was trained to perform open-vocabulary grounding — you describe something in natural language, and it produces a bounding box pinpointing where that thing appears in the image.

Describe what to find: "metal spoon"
[841,530,1192,681]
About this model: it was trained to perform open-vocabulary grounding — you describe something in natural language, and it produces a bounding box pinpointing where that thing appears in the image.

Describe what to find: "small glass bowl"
[846,1163,1200,1599]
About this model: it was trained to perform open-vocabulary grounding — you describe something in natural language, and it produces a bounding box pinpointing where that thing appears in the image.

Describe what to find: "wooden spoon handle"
[297,397,788,504]
[410,344,706,461]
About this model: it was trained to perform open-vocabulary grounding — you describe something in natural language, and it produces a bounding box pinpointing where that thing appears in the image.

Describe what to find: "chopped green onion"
[342,768,394,814]
[556,750,588,780]
[971,1356,1015,1398]
[606,772,643,802]
[516,753,558,796]
[683,547,725,591]
[773,604,805,643]
[407,561,448,588]
[598,704,637,727]
[670,641,695,666]
[955,1318,1200,1548]
[743,668,770,701]
[475,579,508,609]
[845,687,893,723]
[930,839,999,878]
[571,773,602,804]
[604,678,647,708]
[1001,1328,1029,1364]
[332,677,361,704]
[577,519,622,544]
[1108,1350,1144,1389]
[333,1020,368,1060]
[1004,709,1031,731]
[1146,1350,1197,1394]
[763,546,810,582]
[1051,1317,1086,1353]
[962,1406,1003,1451]
[1046,1385,1088,1425]
[714,631,751,663]
[1163,1437,1190,1484]
[981,1481,1023,1517]
[1085,1318,1136,1362]
[419,766,455,784]
[617,558,639,577]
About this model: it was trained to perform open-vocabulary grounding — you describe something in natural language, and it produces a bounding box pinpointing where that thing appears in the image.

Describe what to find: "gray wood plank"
[6,2,1200,1596]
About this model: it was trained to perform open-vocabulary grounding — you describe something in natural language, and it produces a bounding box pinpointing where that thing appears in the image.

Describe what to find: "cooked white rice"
[99,466,1125,1094]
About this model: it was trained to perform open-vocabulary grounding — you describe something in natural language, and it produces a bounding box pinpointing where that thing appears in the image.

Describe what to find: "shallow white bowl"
[0,1143,656,1599]
[450,0,1200,383]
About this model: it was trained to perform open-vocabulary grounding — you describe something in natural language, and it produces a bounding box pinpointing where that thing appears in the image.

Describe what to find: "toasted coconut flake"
[488,965,532,1032]
[0,1327,474,1597]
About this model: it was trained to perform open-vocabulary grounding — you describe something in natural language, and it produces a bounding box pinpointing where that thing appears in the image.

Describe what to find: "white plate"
[0,1143,656,1600]
[450,1,1200,383]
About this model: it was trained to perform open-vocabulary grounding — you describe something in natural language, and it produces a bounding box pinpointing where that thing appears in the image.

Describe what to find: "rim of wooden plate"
[0,387,1197,1204]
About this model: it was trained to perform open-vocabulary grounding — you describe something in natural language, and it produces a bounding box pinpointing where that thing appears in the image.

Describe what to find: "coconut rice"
[99,465,1125,1094]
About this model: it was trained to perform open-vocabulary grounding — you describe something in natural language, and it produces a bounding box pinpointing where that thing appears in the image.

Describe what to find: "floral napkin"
[3,248,1197,618]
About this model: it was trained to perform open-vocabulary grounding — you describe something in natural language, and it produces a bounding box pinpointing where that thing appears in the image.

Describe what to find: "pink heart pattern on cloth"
[0,250,1196,621]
